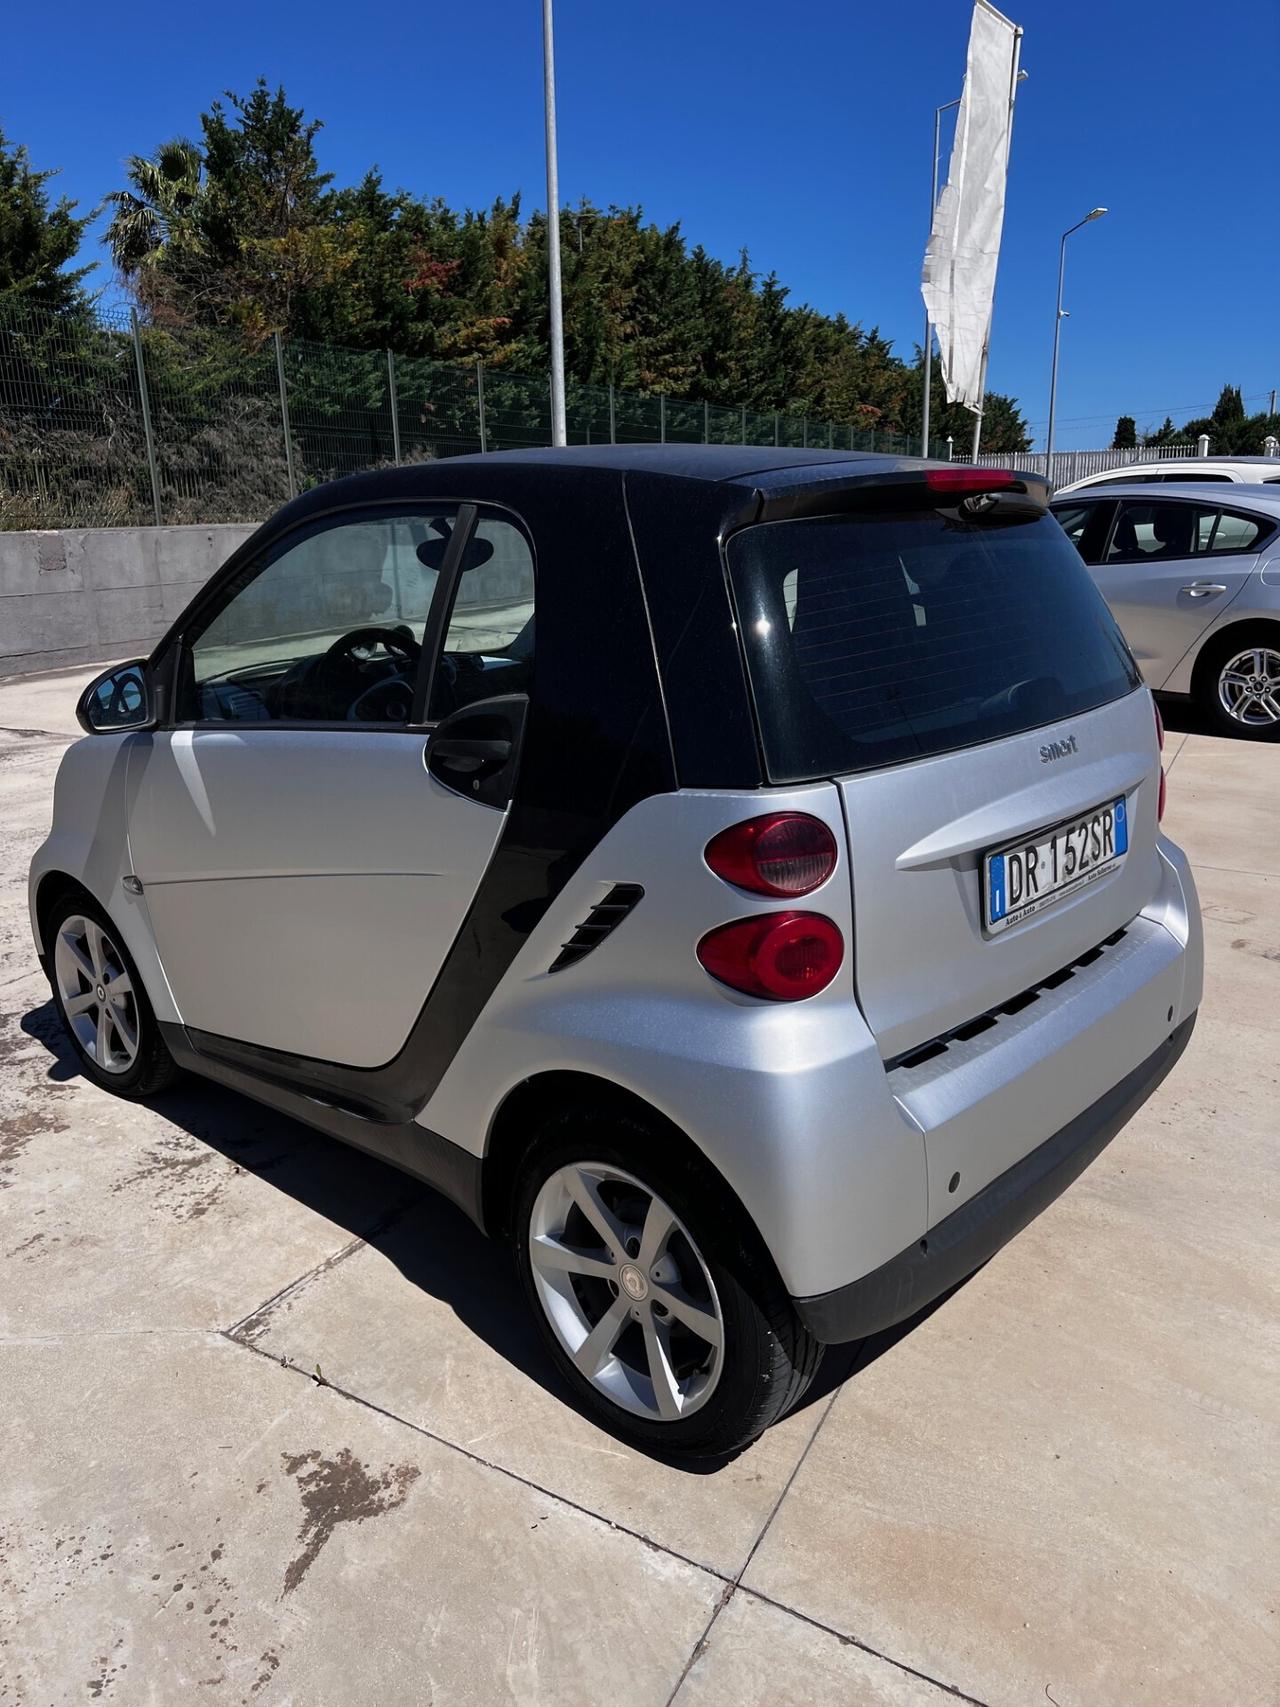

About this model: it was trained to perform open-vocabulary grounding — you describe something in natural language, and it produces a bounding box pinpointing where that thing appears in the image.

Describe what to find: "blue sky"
[7,0,1278,447]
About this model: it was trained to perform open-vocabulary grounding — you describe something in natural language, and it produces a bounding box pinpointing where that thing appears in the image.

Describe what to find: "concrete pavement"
[1,668,1276,1706]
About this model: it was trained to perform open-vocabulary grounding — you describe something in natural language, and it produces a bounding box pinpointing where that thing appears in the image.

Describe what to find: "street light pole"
[542,0,567,446]
[1045,207,1108,480]
[921,96,961,458]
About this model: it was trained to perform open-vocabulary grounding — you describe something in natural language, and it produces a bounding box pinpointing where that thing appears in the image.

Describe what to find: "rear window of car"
[725,509,1141,782]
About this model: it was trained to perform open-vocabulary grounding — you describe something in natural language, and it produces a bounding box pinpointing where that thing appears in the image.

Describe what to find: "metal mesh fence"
[0,301,934,529]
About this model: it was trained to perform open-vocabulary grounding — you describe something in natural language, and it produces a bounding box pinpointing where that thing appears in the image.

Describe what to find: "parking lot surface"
[1,667,1276,1707]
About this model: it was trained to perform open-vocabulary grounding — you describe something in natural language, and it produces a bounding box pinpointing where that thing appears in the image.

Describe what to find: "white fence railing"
[957,439,1280,487]
[955,443,1206,486]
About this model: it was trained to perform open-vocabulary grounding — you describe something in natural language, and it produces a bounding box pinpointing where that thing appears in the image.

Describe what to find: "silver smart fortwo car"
[30,447,1202,1457]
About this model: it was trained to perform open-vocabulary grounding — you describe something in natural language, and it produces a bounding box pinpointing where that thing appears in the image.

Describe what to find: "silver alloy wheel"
[1217,646,1280,727]
[528,1161,724,1422]
[52,913,140,1075]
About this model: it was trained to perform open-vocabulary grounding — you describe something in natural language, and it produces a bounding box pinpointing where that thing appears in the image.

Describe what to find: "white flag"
[921,1,1021,413]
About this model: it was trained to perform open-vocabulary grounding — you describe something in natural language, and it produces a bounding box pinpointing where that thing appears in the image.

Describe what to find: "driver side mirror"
[76,659,155,735]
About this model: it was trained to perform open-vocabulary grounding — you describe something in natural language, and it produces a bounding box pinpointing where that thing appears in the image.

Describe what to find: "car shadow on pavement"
[1154,693,1213,737]
[21,992,966,1473]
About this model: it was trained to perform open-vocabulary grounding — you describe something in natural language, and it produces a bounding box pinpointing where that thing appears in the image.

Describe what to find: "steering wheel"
[321,625,420,676]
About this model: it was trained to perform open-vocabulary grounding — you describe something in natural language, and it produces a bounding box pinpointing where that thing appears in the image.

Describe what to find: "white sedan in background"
[1051,482,1280,738]
[1057,455,1280,495]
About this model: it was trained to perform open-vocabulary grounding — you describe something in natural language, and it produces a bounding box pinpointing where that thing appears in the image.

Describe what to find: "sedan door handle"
[1182,581,1228,597]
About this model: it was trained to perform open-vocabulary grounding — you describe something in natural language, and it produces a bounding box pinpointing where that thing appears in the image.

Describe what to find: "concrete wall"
[0,516,533,679]
[0,525,256,678]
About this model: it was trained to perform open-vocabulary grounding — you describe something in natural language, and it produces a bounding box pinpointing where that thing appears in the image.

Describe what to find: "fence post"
[1196,433,1210,457]
[387,351,401,465]
[828,421,834,450]
[477,361,489,453]
[130,309,163,527]
[741,405,747,445]
[703,400,709,443]
[774,412,780,447]
[609,383,617,444]
[802,417,808,449]
[946,435,954,461]
[659,393,667,444]
[273,332,297,499]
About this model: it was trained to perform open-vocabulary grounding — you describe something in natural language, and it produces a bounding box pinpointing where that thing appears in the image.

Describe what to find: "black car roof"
[279,443,942,529]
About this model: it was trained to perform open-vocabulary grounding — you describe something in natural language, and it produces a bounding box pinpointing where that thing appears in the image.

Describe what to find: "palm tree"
[103,138,203,275]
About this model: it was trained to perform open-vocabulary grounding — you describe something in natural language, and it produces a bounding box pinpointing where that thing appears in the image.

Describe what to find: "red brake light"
[924,467,1017,494]
[704,813,838,897]
[696,912,844,1001]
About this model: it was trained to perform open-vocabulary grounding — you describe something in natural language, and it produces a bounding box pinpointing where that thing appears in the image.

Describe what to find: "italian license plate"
[984,796,1128,935]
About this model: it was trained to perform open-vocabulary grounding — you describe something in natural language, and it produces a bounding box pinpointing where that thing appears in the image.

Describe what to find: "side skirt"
[160,1022,486,1230]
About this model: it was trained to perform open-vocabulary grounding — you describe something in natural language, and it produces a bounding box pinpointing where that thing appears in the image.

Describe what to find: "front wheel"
[513,1113,822,1457]
[47,892,180,1098]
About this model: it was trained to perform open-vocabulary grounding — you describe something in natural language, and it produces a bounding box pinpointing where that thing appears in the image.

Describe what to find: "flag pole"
[542,0,567,447]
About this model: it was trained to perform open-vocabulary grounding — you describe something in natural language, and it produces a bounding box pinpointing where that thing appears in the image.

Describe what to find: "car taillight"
[1154,699,1167,822]
[924,467,1017,495]
[704,813,838,897]
[696,912,844,1001]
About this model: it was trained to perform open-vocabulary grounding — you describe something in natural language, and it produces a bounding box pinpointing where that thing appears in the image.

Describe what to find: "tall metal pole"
[387,351,401,465]
[921,97,958,459]
[476,359,488,453]
[1045,208,1108,481]
[130,309,163,527]
[273,331,297,500]
[542,0,567,447]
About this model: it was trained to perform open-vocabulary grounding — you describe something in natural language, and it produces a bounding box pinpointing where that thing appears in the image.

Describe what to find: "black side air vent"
[548,884,645,973]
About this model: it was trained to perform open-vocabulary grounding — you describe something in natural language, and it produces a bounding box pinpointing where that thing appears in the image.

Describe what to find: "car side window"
[1201,510,1266,554]
[428,514,536,721]
[1106,501,1206,564]
[1053,504,1093,550]
[181,509,460,725]
[1052,500,1115,566]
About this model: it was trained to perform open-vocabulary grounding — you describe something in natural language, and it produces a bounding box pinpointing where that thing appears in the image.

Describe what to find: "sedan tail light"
[696,912,844,1000]
[704,813,838,897]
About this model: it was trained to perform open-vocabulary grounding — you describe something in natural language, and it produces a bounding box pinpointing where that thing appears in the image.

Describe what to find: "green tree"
[0,127,94,312]
[103,139,204,277]
[1112,415,1137,449]
[1142,415,1178,446]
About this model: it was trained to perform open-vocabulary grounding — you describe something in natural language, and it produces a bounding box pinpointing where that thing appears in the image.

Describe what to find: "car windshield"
[725,508,1141,782]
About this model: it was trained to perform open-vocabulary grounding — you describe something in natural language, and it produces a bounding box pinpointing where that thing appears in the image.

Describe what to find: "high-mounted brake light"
[696,912,844,1001]
[924,467,1017,494]
[704,813,837,897]
[1155,699,1167,822]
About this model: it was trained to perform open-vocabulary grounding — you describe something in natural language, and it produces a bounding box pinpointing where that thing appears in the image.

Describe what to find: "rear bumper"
[793,1011,1196,1344]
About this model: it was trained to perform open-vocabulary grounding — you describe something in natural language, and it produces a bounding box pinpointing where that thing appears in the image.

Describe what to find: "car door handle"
[1182,581,1228,597]
[428,735,512,771]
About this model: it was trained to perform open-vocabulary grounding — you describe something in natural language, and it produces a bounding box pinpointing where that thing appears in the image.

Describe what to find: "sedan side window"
[1106,501,1205,563]
[1202,511,1266,554]
[428,516,535,720]
[183,510,459,725]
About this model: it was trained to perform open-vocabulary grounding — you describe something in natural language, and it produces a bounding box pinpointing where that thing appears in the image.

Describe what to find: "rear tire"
[45,890,180,1099]
[1194,626,1280,741]
[512,1107,822,1458]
